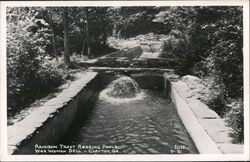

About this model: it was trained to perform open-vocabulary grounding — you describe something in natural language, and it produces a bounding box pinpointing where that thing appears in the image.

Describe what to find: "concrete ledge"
[171,83,221,154]
[89,67,175,74]
[132,58,180,69]
[8,72,99,154]
[78,47,142,68]
[102,46,142,60]
[167,75,244,154]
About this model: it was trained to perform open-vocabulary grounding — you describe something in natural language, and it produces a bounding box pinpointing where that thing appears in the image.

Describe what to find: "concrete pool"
[57,74,198,154]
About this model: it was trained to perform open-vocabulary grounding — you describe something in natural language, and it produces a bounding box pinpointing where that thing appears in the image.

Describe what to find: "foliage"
[6,6,244,142]
[153,6,197,33]
[154,7,198,74]
[159,30,188,70]
[7,7,64,115]
[195,6,243,98]
[155,6,243,142]
[224,98,244,143]
[67,7,113,56]
[200,76,226,114]
[194,7,243,142]
[109,7,167,38]
[191,9,243,139]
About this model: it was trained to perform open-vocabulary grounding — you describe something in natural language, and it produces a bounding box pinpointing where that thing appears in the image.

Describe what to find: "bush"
[224,98,244,143]
[201,77,226,115]
[37,61,64,89]
[7,54,64,116]
[159,30,188,70]
[6,7,64,116]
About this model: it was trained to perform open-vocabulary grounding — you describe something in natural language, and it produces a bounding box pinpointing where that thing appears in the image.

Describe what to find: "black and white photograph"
[0,0,249,161]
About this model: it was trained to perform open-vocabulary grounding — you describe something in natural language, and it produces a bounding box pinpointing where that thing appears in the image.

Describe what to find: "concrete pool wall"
[7,71,168,154]
[7,70,243,154]
[8,72,100,154]
[164,74,244,154]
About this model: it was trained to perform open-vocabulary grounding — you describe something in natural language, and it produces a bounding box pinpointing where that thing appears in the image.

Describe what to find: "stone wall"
[8,72,99,154]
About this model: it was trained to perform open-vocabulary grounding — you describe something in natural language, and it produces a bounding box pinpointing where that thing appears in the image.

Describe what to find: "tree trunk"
[81,38,86,56]
[48,10,58,62]
[117,30,121,38]
[102,32,107,45]
[112,23,117,37]
[52,34,58,62]
[85,8,91,57]
[81,8,87,56]
[63,7,70,66]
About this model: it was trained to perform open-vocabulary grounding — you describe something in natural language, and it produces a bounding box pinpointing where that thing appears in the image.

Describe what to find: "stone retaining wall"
[8,72,99,154]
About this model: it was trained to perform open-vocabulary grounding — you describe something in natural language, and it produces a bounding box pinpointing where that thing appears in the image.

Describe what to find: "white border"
[0,1,249,161]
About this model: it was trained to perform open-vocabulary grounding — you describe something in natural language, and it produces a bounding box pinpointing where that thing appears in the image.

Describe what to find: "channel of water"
[57,76,198,154]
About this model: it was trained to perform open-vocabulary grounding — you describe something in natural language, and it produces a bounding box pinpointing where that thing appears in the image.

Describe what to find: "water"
[59,87,198,154]
[106,76,141,98]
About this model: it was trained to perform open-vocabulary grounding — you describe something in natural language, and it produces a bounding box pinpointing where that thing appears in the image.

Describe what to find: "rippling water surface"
[59,89,198,154]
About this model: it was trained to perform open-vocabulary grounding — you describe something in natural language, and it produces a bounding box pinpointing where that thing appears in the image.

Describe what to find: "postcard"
[0,0,249,161]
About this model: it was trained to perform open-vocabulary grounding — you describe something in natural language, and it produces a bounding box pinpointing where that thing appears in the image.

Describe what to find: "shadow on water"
[58,89,101,145]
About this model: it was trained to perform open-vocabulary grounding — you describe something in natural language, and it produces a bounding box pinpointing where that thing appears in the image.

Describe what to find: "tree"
[63,7,71,66]
[108,7,167,38]
[85,8,91,56]
[6,7,63,116]
[44,8,59,62]
[154,6,243,142]
[65,7,113,58]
